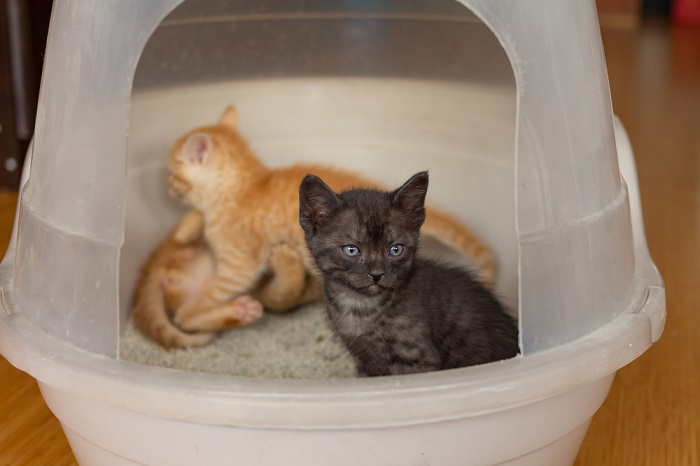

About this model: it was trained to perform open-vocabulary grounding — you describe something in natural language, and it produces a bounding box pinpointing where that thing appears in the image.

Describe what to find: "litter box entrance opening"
[120,0,519,378]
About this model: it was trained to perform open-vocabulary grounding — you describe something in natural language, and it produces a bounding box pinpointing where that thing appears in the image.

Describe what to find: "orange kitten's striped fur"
[133,105,495,348]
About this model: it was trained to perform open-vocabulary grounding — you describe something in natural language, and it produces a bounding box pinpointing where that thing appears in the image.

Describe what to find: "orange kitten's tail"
[132,249,215,349]
[421,207,496,286]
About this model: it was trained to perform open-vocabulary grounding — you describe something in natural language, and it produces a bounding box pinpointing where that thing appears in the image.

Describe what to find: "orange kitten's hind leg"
[174,295,263,332]
[160,267,191,312]
[256,243,322,312]
[170,243,316,333]
[133,263,216,349]
[132,210,215,349]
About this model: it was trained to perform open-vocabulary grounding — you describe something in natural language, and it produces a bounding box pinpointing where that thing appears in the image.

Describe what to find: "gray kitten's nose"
[368,272,384,283]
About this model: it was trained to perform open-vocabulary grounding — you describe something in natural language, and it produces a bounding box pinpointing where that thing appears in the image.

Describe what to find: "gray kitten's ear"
[178,132,212,165]
[392,171,429,228]
[299,175,342,237]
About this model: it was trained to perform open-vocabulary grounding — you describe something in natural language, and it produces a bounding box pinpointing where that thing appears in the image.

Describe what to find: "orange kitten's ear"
[178,132,212,165]
[219,105,238,129]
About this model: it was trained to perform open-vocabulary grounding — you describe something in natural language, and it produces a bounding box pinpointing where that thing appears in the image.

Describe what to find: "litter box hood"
[0,0,665,464]
[3,0,664,358]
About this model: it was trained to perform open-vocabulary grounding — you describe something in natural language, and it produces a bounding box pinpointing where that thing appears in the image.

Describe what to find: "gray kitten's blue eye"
[389,244,405,256]
[342,245,360,256]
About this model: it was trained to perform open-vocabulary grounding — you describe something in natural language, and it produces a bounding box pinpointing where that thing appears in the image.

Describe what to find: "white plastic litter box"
[0,0,665,465]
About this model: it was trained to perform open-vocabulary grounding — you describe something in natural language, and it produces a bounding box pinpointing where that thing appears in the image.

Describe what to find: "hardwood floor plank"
[0,193,78,465]
[575,21,700,466]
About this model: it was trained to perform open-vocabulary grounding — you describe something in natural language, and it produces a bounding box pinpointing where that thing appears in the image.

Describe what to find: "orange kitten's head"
[167,106,264,209]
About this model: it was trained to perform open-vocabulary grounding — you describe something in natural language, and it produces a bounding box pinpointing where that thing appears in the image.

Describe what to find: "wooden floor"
[0,20,698,466]
[574,21,700,466]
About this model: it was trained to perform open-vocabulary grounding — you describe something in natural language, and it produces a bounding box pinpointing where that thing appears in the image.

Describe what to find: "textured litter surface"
[120,303,358,380]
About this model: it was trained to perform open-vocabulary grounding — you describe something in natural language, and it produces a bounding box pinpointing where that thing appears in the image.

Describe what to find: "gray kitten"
[299,171,519,377]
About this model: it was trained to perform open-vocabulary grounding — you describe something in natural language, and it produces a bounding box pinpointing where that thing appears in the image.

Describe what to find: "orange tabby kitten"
[135,105,495,348]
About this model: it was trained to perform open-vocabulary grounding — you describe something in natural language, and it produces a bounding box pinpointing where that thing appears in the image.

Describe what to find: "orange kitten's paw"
[221,295,264,328]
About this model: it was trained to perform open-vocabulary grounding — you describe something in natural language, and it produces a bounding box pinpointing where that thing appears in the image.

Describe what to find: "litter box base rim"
[0,276,658,429]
